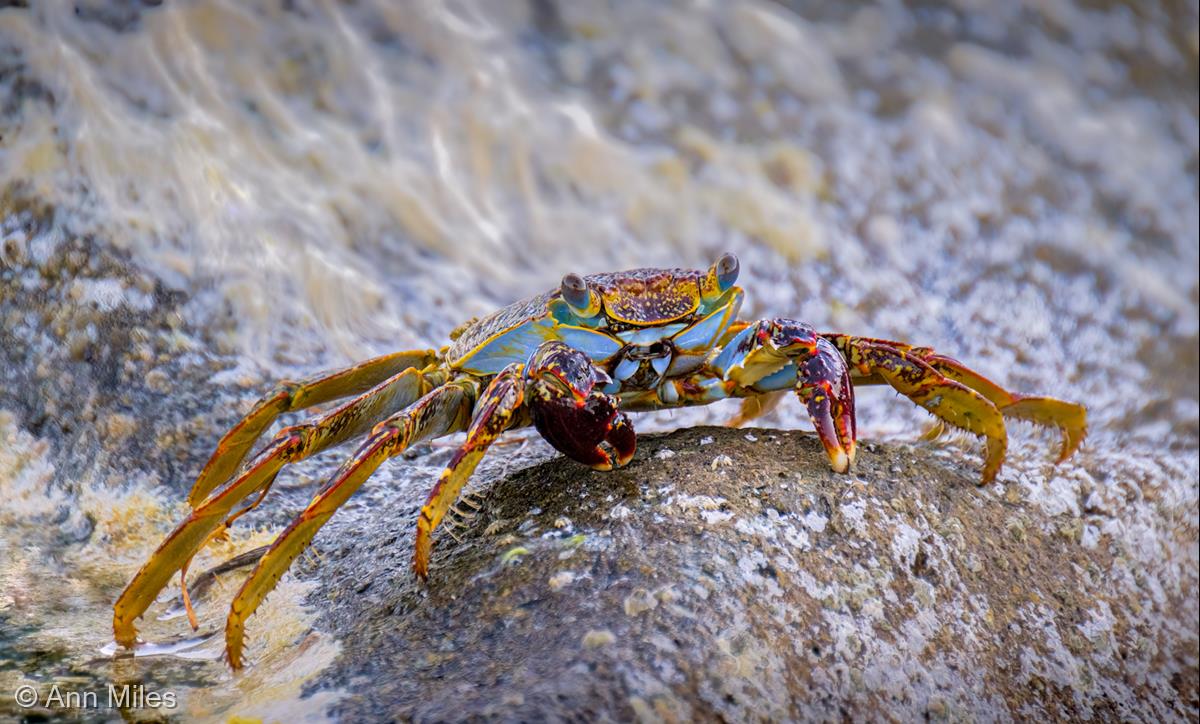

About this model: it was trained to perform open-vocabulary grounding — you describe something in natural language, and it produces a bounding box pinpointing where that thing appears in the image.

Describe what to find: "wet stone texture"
[0,198,245,493]
[309,426,1195,721]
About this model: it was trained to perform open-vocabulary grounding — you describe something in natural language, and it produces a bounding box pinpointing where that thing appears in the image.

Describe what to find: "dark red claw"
[606,412,637,468]
[526,341,637,471]
[798,337,857,472]
[767,319,819,354]
[803,385,845,471]
[838,344,857,443]
[530,392,622,469]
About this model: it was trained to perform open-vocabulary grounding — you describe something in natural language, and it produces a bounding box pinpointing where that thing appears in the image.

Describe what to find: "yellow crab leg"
[113,365,442,648]
[188,349,437,506]
[225,380,473,669]
[728,390,787,428]
[828,336,1008,484]
[916,352,1087,463]
[414,365,527,580]
[178,477,276,630]
[825,335,1087,465]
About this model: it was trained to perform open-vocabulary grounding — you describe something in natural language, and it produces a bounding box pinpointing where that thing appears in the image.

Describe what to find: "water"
[1,1,1196,720]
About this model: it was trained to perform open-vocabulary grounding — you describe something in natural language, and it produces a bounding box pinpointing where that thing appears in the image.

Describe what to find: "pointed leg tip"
[225,635,245,671]
[112,608,142,649]
[412,558,430,582]
[828,448,851,474]
[1056,426,1086,464]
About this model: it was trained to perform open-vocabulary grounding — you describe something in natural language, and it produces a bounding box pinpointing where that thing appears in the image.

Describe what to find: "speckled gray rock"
[308,426,1196,721]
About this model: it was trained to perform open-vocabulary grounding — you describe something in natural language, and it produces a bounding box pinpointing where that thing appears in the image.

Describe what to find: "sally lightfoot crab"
[112,253,1087,668]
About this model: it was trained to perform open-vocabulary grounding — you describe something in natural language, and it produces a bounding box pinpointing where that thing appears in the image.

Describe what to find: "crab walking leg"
[710,319,857,472]
[112,365,442,648]
[827,336,1008,484]
[414,366,526,580]
[178,478,276,629]
[916,352,1086,462]
[225,381,473,669]
[188,349,437,505]
[824,335,1087,464]
[728,390,787,428]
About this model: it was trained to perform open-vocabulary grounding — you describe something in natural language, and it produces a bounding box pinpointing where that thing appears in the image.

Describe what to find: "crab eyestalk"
[525,341,636,471]
[701,252,739,301]
[560,273,602,318]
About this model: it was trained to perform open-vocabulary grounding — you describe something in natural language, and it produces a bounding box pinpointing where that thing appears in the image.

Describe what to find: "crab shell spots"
[591,268,702,326]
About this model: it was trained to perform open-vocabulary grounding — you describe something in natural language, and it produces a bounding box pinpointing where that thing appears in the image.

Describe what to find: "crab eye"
[560,273,593,312]
[714,252,739,291]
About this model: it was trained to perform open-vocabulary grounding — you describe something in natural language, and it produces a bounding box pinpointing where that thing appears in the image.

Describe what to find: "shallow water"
[0,1,1197,721]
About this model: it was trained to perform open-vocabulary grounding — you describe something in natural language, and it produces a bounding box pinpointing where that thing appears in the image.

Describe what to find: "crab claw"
[720,318,822,387]
[797,337,857,473]
[526,341,637,471]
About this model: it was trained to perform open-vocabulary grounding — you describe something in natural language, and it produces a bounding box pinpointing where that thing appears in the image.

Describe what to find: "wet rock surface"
[308,426,1195,721]
[0,197,242,499]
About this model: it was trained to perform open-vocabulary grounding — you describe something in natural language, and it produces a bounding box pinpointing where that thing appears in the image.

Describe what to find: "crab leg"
[412,366,527,580]
[728,390,787,428]
[113,364,443,648]
[188,349,437,506]
[825,335,1086,465]
[225,381,473,669]
[823,335,1008,484]
[917,352,1085,462]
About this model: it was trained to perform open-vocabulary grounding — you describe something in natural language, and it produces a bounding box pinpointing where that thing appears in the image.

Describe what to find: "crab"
[112,253,1086,668]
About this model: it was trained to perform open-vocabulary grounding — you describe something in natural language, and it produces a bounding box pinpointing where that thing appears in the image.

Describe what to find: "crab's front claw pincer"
[797,336,857,474]
[717,319,857,474]
[526,341,636,471]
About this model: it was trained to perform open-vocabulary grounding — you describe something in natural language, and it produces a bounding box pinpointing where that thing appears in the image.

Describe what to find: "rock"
[307,426,1195,721]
